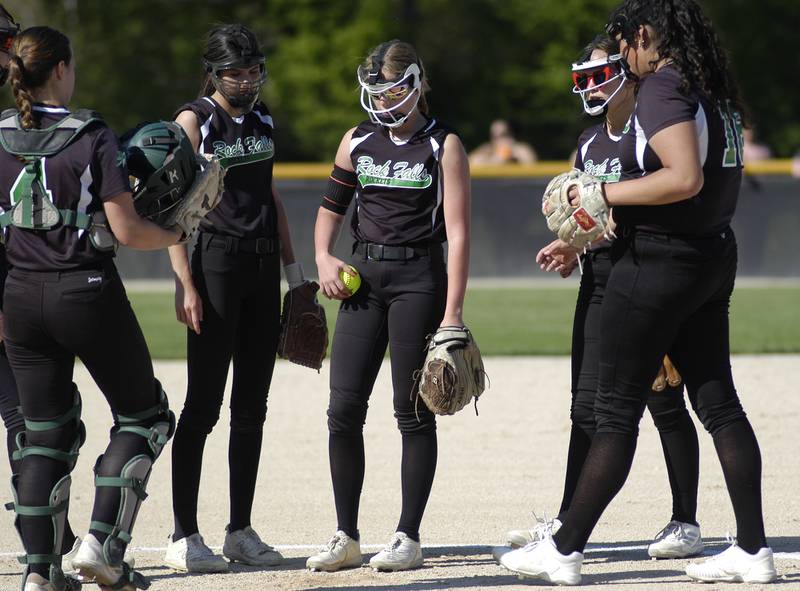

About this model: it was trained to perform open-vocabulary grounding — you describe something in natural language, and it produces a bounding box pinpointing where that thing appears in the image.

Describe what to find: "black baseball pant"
[327,243,446,542]
[562,247,700,525]
[4,262,163,578]
[555,229,766,555]
[171,233,281,540]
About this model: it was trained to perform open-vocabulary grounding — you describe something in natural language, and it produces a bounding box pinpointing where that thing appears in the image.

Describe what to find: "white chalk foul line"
[1,543,798,560]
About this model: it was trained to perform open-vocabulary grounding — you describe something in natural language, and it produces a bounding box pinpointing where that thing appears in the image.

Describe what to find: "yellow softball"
[339,266,361,295]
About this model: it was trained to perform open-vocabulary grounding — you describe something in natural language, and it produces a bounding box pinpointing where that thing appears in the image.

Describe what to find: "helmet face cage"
[205,56,267,111]
[571,53,627,116]
[357,62,422,128]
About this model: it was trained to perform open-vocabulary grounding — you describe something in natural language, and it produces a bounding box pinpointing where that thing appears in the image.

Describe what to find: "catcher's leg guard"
[90,385,174,569]
[5,387,85,589]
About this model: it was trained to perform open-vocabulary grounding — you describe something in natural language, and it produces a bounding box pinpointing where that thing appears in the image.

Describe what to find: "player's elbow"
[676,169,704,200]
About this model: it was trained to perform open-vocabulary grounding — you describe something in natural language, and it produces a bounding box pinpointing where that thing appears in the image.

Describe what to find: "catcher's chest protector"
[0,109,104,233]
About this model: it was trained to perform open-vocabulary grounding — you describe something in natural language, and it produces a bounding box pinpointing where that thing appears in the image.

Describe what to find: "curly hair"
[608,0,747,122]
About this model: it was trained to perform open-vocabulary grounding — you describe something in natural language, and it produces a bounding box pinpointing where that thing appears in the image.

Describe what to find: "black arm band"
[321,165,358,215]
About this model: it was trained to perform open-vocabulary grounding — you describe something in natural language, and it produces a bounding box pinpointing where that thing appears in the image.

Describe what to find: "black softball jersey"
[0,105,129,271]
[616,65,744,235]
[175,97,277,239]
[348,118,453,245]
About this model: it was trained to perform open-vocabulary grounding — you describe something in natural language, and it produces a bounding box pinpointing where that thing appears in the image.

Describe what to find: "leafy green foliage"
[7,0,799,159]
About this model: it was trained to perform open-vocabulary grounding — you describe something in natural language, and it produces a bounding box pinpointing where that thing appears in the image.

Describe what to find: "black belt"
[355,242,435,261]
[203,233,279,256]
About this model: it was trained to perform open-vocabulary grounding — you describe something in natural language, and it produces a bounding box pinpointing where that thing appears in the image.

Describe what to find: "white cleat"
[63,536,135,575]
[686,542,776,583]
[23,572,80,591]
[71,533,144,590]
[306,530,362,572]
[500,537,583,586]
[506,515,562,549]
[223,526,284,566]
[369,532,423,572]
[164,532,229,573]
[648,521,704,558]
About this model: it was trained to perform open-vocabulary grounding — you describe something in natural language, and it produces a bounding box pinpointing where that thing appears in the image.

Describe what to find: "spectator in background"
[791,151,800,178]
[743,127,771,163]
[469,119,537,165]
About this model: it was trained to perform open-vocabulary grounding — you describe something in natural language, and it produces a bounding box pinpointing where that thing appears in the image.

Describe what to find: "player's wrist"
[284,262,305,290]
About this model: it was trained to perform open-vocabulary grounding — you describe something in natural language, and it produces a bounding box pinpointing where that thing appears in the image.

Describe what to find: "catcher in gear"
[1,26,180,591]
[164,23,299,571]
[309,40,472,573]
[505,35,702,562]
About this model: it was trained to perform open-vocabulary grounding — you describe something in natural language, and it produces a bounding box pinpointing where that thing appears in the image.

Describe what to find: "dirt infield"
[1,356,798,590]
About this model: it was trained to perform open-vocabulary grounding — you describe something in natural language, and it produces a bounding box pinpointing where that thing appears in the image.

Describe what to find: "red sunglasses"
[572,65,618,91]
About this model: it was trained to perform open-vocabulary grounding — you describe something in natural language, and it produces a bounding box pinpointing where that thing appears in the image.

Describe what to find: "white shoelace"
[323,534,347,553]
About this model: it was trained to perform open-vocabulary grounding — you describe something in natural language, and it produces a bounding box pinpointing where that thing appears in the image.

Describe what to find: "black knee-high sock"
[558,424,594,521]
[554,432,637,554]
[712,420,766,553]
[228,428,263,532]
[657,412,699,525]
[171,424,208,541]
[330,433,364,540]
[396,432,437,542]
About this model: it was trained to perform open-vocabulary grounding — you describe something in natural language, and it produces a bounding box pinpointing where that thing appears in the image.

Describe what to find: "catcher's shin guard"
[90,383,175,569]
[8,475,75,590]
[5,386,85,588]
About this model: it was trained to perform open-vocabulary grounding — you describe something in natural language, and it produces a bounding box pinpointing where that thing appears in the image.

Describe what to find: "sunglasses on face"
[372,83,411,102]
[572,65,618,91]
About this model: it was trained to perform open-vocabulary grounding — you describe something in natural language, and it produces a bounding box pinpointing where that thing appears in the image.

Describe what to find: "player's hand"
[175,277,203,334]
[536,238,580,274]
[316,253,351,300]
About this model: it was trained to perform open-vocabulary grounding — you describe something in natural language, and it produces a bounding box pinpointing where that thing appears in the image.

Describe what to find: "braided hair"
[608,0,747,121]
[7,26,71,129]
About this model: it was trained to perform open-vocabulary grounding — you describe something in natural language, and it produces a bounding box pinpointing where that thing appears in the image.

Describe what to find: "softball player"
[0,2,27,478]
[164,24,300,572]
[307,39,470,572]
[1,26,181,591]
[507,35,703,559]
[501,0,774,584]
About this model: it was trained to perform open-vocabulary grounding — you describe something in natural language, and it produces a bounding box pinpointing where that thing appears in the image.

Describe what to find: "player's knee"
[230,403,267,433]
[695,399,746,435]
[327,397,367,435]
[177,403,221,435]
[394,408,436,435]
[570,392,596,434]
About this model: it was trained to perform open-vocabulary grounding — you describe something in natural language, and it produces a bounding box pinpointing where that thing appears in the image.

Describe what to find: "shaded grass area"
[129,287,800,359]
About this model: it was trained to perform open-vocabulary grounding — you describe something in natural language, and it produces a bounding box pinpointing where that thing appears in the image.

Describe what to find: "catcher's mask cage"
[121,121,198,227]
[571,53,628,116]
[0,5,20,85]
[357,47,423,128]
[203,29,267,112]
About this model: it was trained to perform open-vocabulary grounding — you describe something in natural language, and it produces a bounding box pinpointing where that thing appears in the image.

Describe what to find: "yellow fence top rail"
[274,159,795,180]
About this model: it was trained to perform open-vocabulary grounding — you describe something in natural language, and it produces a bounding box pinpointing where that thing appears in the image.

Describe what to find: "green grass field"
[129,286,800,359]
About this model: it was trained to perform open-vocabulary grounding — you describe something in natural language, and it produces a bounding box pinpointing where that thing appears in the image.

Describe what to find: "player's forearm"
[273,188,296,265]
[168,243,193,285]
[443,233,469,324]
[604,167,704,206]
[314,207,344,260]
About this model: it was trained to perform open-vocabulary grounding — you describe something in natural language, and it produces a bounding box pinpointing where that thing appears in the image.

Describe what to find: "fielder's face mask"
[571,53,627,116]
[357,61,422,128]
[204,54,267,111]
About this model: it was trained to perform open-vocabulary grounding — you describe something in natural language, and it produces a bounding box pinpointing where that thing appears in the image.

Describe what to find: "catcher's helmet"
[121,121,198,227]
[203,24,267,112]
